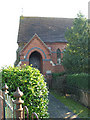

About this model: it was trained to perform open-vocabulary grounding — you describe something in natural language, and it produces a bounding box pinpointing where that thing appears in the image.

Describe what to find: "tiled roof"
[17,16,73,43]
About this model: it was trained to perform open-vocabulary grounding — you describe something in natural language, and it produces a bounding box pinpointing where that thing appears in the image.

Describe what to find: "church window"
[57,48,61,64]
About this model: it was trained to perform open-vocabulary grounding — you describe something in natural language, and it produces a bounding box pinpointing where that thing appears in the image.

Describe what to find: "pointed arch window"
[57,48,61,64]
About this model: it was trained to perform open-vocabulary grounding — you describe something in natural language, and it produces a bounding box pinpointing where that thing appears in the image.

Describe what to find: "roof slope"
[17,16,74,43]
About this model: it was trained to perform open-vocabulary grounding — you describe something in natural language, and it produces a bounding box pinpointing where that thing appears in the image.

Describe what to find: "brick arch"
[25,47,47,60]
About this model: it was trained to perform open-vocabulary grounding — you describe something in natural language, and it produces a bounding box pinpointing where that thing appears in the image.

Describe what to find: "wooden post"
[0,90,4,119]
[13,87,24,119]
[2,83,9,94]
[2,83,9,119]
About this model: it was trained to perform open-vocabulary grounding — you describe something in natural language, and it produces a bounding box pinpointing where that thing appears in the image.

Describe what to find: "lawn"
[50,90,90,118]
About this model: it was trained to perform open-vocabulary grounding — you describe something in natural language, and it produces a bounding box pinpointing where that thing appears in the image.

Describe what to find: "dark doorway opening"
[29,51,42,73]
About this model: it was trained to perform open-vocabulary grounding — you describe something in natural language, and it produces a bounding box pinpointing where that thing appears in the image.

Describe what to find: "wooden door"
[29,51,42,72]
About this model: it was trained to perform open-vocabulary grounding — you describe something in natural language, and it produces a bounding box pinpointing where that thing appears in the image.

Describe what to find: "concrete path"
[48,93,78,118]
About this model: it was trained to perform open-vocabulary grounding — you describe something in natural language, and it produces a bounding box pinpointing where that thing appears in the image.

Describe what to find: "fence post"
[2,83,9,119]
[2,83,9,94]
[13,87,24,119]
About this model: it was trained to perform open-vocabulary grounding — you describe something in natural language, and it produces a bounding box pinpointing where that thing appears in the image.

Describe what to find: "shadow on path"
[48,93,78,118]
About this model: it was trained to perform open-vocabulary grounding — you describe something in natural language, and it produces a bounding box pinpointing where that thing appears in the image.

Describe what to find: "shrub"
[1,65,49,118]
[52,72,66,80]
[66,73,89,91]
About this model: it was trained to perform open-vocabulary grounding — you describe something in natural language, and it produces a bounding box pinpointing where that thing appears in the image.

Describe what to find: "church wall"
[45,42,67,64]
[19,35,67,75]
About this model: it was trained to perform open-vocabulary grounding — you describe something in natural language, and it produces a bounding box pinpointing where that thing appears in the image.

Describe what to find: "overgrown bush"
[1,65,49,118]
[66,73,89,91]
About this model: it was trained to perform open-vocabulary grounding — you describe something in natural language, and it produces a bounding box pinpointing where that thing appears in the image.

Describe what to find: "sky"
[0,0,89,69]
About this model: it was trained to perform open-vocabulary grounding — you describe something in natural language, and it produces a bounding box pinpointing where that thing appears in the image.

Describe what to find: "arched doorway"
[29,51,42,72]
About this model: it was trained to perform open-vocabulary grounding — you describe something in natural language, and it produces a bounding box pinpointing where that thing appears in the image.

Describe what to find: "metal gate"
[0,84,16,119]
[0,84,39,120]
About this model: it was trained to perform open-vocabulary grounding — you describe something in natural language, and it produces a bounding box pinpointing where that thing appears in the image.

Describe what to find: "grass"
[50,90,90,118]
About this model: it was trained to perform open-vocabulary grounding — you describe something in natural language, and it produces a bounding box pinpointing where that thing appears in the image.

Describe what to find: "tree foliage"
[62,13,88,73]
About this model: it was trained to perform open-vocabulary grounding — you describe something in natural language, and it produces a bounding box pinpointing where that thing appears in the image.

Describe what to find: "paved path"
[48,93,78,118]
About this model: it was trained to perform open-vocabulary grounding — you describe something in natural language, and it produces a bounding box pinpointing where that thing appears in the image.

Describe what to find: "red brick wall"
[45,42,67,64]
[43,61,53,74]
[20,35,67,75]
[20,35,51,60]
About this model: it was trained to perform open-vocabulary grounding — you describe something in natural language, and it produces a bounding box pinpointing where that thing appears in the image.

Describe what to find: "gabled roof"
[17,16,74,43]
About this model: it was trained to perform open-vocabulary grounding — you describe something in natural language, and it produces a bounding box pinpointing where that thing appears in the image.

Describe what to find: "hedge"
[1,65,49,118]
[66,73,89,91]
[52,72,66,80]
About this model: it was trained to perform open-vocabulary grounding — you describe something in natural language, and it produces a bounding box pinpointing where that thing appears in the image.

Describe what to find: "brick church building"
[15,16,73,75]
